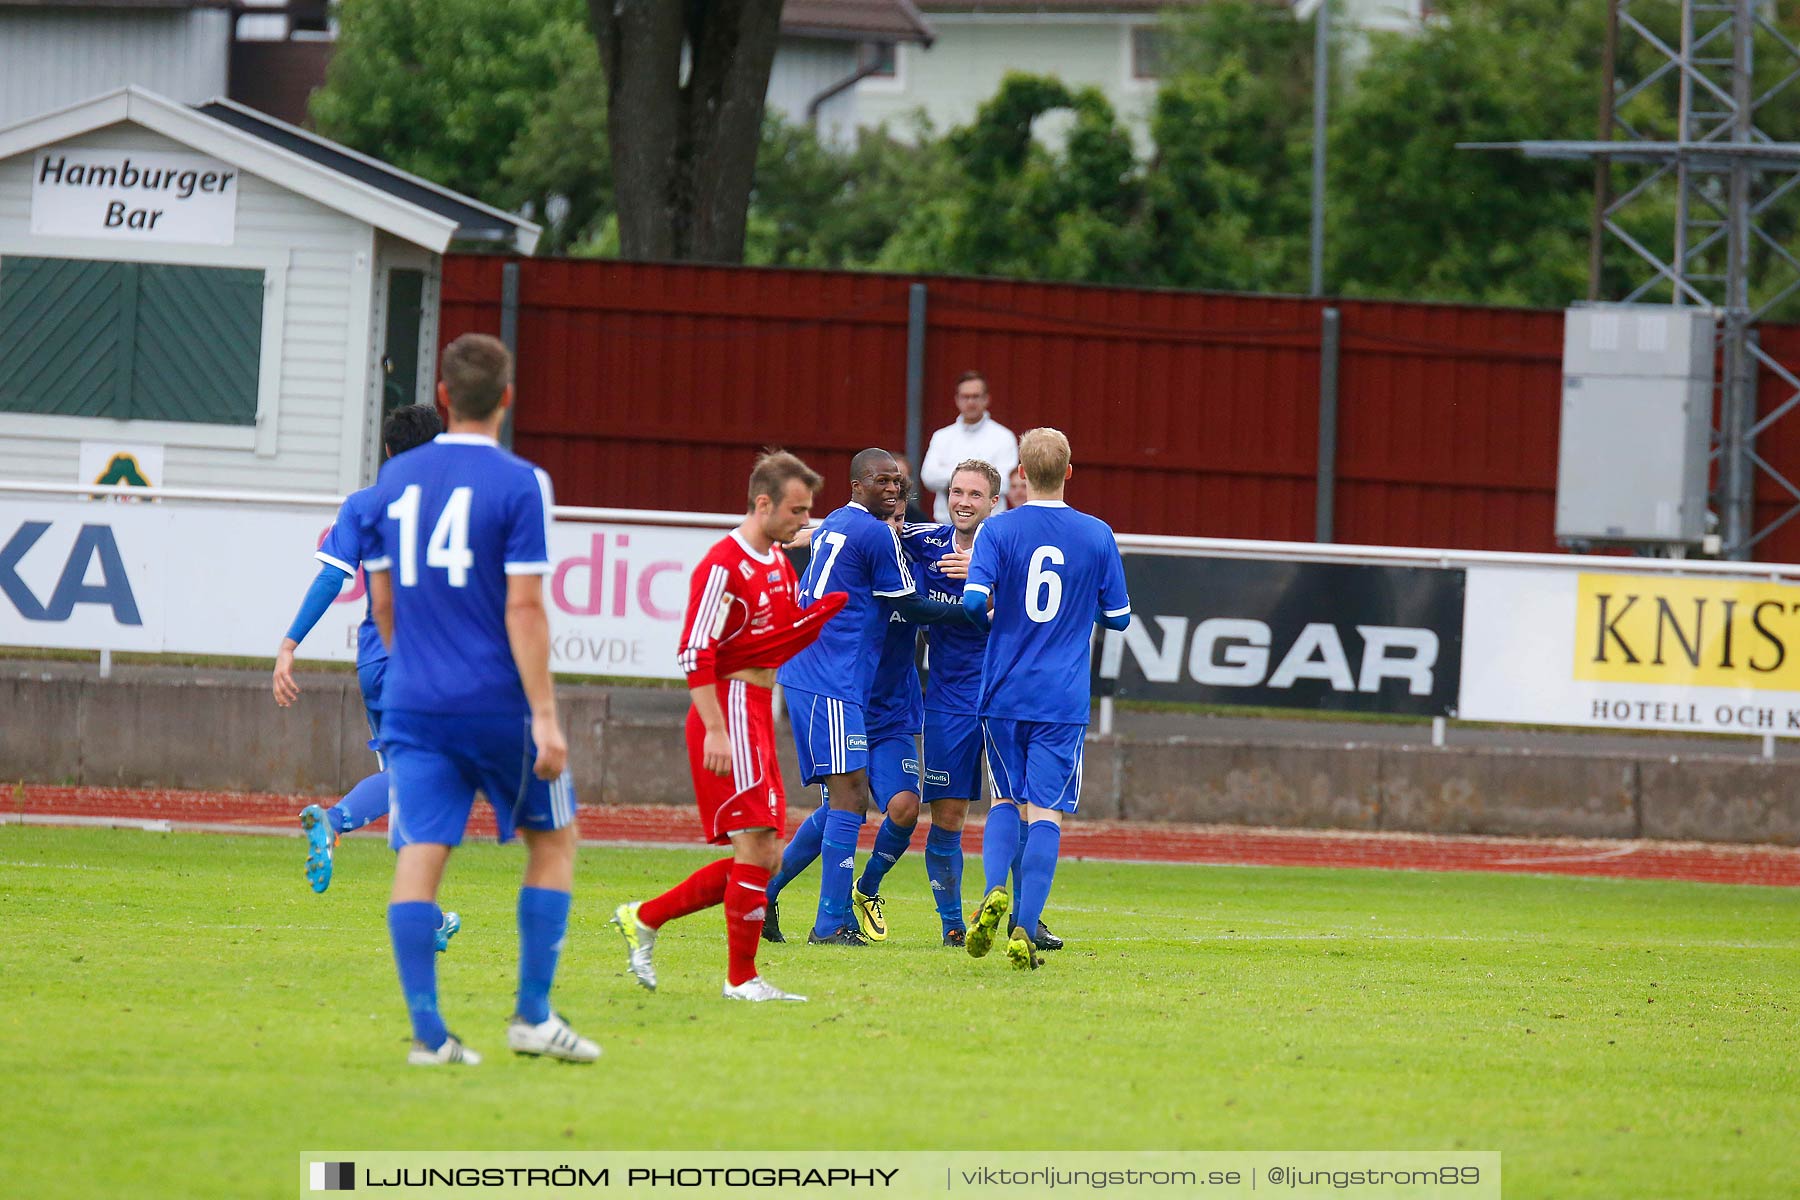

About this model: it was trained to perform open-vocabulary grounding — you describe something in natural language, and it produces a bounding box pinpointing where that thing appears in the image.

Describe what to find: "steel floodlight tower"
[1465,0,1800,559]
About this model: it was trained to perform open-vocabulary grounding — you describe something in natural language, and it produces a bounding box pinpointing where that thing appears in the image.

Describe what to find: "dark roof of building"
[195,99,535,248]
[782,0,935,44]
[919,1,1206,11]
[0,0,231,8]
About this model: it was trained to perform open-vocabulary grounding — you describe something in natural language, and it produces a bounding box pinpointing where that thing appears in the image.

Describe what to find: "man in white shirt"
[919,371,1019,522]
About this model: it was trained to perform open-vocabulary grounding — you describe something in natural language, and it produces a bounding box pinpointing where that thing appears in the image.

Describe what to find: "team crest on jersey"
[767,569,782,583]
[737,561,756,580]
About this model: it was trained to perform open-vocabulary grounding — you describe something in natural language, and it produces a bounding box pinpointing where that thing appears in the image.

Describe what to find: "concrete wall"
[6,663,1798,846]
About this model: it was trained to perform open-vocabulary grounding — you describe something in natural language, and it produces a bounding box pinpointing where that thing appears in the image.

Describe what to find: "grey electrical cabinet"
[1556,304,1716,546]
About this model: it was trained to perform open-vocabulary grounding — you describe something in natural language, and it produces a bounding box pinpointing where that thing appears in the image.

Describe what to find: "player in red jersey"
[611,451,846,1002]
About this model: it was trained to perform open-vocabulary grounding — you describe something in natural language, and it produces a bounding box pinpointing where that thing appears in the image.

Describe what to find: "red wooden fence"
[438,256,1800,560]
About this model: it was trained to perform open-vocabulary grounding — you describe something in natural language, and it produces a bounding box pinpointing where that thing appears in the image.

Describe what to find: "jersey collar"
[847,501,871,514]
[434,433,498,447]
[1025,499,1069,508]
[730,530,777,564]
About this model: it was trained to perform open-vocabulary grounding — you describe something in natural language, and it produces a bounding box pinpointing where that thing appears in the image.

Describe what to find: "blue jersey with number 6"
[965,500,1130,726]
[358,432,554,717]
[777,502,916,705]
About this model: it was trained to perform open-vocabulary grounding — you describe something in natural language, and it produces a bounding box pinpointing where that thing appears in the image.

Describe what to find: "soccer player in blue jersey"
[773,448,971,945]
[846,517,927,943]
[961,428,1131,970]
[359,333,596,1065]
[274,407,460,954]
[896,459,1002,945]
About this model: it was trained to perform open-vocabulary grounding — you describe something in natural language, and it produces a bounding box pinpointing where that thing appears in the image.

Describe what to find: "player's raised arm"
[962,521,997,622]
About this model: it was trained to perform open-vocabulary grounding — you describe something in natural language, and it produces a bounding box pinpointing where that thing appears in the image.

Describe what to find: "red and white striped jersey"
[677,531,846,687]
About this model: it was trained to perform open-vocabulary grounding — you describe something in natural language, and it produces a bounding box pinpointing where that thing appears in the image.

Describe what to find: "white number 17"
[811,530,848,595]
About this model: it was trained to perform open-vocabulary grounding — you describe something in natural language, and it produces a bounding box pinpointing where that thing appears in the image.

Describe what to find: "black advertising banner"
[1094,555,1465,717]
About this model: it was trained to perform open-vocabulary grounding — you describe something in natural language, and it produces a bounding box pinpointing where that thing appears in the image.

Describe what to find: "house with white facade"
[0,86,537,494]
[788,0,1434,151]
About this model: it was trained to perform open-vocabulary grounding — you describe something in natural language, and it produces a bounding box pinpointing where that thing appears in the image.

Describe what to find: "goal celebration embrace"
[284,338,1130,1061]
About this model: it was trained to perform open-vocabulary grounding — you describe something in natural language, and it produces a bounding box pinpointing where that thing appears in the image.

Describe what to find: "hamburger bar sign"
[31,147,238,246]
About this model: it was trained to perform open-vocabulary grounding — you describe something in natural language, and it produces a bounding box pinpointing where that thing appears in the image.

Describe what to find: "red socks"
[637,856,770,986]
[637,857,731,929]
[724,861,772,986]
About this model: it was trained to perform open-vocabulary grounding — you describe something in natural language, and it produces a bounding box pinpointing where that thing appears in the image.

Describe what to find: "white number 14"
[388,484,474,588]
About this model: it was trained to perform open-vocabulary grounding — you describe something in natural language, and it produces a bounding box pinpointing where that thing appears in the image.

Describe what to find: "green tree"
[1328,0,1607,306]
[310,0,590,219]
[746,116,957,269]
[1149,0,1315,291]
[500,43,611,254]
[878,74,1152,283]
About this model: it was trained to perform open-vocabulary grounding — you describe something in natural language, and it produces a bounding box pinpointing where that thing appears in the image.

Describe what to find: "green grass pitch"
[2,825,1796,1198]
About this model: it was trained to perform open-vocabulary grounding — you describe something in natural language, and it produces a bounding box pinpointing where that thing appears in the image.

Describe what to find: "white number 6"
[1026,545,1063,623]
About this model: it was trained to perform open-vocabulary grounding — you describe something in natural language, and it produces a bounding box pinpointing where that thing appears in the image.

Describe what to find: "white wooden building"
[0,86,537,495]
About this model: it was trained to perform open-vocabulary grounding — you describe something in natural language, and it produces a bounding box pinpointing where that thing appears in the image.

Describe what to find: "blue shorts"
[922,708,981,803]
[982,717,1087,814]
[785,686,868,787]
[357,658,387,766]
[867,730,921,813]
[381,709,577,849]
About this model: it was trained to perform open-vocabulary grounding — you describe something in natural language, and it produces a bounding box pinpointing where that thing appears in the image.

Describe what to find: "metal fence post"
[499,261,520,451]
[905,283,927,469]
[1315,306,1342,543]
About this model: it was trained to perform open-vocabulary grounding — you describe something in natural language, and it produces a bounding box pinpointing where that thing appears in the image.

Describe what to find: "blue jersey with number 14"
[358,432,554,717]
[777,502,916,705]
[965,500,1130,726]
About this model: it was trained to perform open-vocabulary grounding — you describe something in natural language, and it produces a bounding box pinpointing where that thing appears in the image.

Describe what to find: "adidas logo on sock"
[838,856,855,869]
[744,906,767,922]
[930,879,946,890]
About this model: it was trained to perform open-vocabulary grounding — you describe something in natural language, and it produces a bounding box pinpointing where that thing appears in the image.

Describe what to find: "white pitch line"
[0,859,112,871]
[1491,844,1641,866]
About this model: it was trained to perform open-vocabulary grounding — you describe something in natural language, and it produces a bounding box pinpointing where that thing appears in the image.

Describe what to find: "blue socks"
[856,817,916,898]
[1010,813,1029,896]
[813,806,866,937]
[387,901,447,1050]
[768,804,828,904]
[515,886,570,1024]
[330,771,390,834]
[1015,821,1063,940]
[925,823,964,932]
[981,802,1021,897]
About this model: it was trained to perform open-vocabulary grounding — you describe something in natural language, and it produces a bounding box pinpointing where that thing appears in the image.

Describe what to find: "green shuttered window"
[0,255,264,426]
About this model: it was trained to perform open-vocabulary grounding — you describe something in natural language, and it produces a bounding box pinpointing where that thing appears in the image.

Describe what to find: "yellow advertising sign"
[1574,572,1800,690]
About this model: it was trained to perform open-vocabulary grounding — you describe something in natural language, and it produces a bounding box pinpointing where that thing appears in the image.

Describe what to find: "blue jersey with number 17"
[965,500,1130,726]
[777,501,916,705]
[358,432,554,717]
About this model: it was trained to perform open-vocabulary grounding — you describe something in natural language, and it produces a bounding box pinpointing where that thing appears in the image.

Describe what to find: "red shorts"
[687,679,787,846]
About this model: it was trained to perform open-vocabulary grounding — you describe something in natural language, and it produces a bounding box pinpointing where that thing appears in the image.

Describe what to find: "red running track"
[7,783,1800,887]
